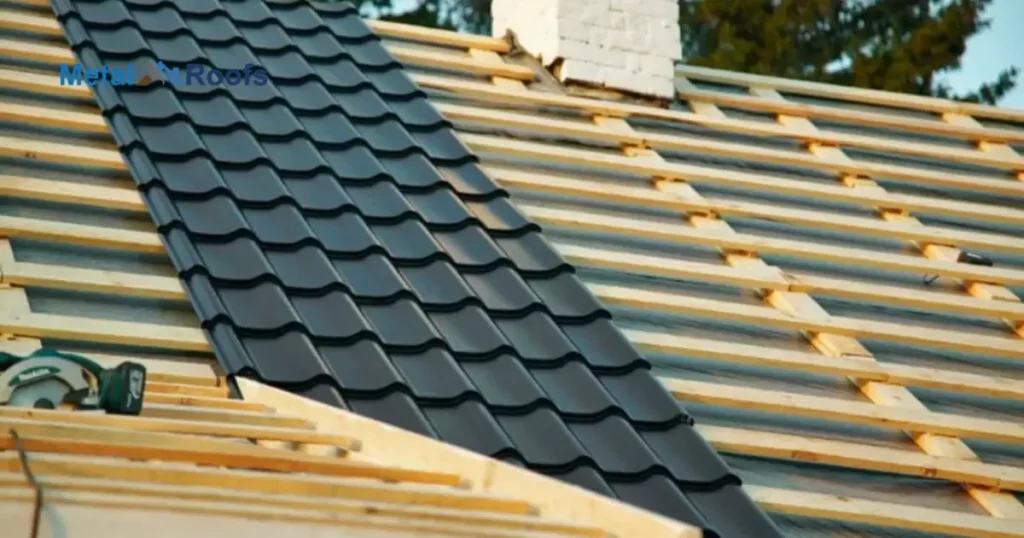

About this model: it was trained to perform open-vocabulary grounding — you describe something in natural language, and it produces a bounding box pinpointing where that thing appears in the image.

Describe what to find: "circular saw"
[0,348,147,415]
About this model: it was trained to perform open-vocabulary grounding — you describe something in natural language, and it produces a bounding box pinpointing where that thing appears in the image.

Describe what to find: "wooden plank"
[138,403,312,430]
[0,67,93,98]
[0,101,108,132]
[0,416,390,479]
[145,381,229,399]
[0,175,142,211]
[698,424,1024,491]
[748,485,1024,538]
[0,311,208,352]
[552,241,1024,322]
[0,37,75,64]
[487,164,1024,254]
[0,452,541,516]
[388,44,535,81]
[522,204,1024,286]
[664,378,1024,443]
[0,136,124,169]
[0,215,162,252]
[237,378,701,538]
[591,282,1024,358]
[0,340,220,386]
[677,64,1024,124]
[674,85,1024,144]
[464,133,1024,224]
[0,490,565,538]
[144,393,267,413]
[0,406,361,449]
[4,475,602,532]
[2,0,52,8]
[784,271,1024,322]
[0,476,603,537]
[630,329,1024,401]
[0,9,63,35]
[685,83,1024,520]
[416,73,1024,172]
[2,261,186,300]
[368,20,510,53]
[0,438,471,490]
[443,102,1024,196]
[557,242,791,289]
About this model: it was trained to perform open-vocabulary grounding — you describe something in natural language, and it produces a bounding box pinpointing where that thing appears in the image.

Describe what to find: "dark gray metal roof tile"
[526,272,606,319]
[133,7,189,33]
[389,97,447,127]
[569,416,664,473]
[283,173,353,210]
[531,362,618,416]
[494,312,578,362]
[345,182,415,219]
[346,392,434,436]
[463,266,544,313]
[562,319,647,371]
[404,189,475,227]
[427,306,511,355]
[390,349,476,400]
[398,262,476,306]
[422,401,515,455]
[495,408,590,466]
[688,484,781,538]
[320,340,404,393]
[59,0,779,534]
[238,103,304,136]
[360,299,442,348]
[600,370,683,424]
[493,232,570,274]
[461,354,547,408]
[265,247,338,290]
[242,205,317,245]
[331,254,410,299]
[612,477,707,530]
[224,165,291,203]
[239,21,291,48]
[372,219,445,260]
[298,111,361,145]
[234,332,331,383]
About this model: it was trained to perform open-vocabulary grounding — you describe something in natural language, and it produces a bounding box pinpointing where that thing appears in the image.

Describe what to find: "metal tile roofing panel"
[50,0,781,536]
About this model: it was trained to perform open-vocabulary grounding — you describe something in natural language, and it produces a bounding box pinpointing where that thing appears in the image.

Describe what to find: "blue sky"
[940,0,1024,109]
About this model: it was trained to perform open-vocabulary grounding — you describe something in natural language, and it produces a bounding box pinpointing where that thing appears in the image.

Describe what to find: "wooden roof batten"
[1,374,697,538]
[363,20,1024,538]
[669,69,1024,522]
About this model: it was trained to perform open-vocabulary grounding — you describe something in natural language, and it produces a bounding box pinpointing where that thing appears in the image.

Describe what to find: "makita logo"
[9,366,58,387]
[58,62,268,87]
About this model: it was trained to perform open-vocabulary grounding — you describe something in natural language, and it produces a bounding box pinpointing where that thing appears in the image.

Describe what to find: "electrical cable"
[10,429,42,538]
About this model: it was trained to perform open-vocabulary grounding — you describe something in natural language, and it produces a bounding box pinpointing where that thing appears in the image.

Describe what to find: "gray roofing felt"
[51,0,785,536]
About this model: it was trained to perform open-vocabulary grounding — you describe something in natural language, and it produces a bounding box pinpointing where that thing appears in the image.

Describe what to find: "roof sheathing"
[48,0,778,536]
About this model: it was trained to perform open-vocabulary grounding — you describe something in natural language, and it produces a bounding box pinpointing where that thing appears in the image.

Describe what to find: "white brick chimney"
[492,0,681,99]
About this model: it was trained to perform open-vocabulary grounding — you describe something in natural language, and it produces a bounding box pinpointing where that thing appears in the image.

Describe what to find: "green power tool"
[0,348,147,415]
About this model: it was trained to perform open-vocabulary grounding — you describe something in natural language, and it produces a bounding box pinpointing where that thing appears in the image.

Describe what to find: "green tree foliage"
[678,0,1018,105]
[332,0,490,33]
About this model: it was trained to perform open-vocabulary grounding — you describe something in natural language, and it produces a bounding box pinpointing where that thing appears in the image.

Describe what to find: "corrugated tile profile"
[51,0,783,535]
